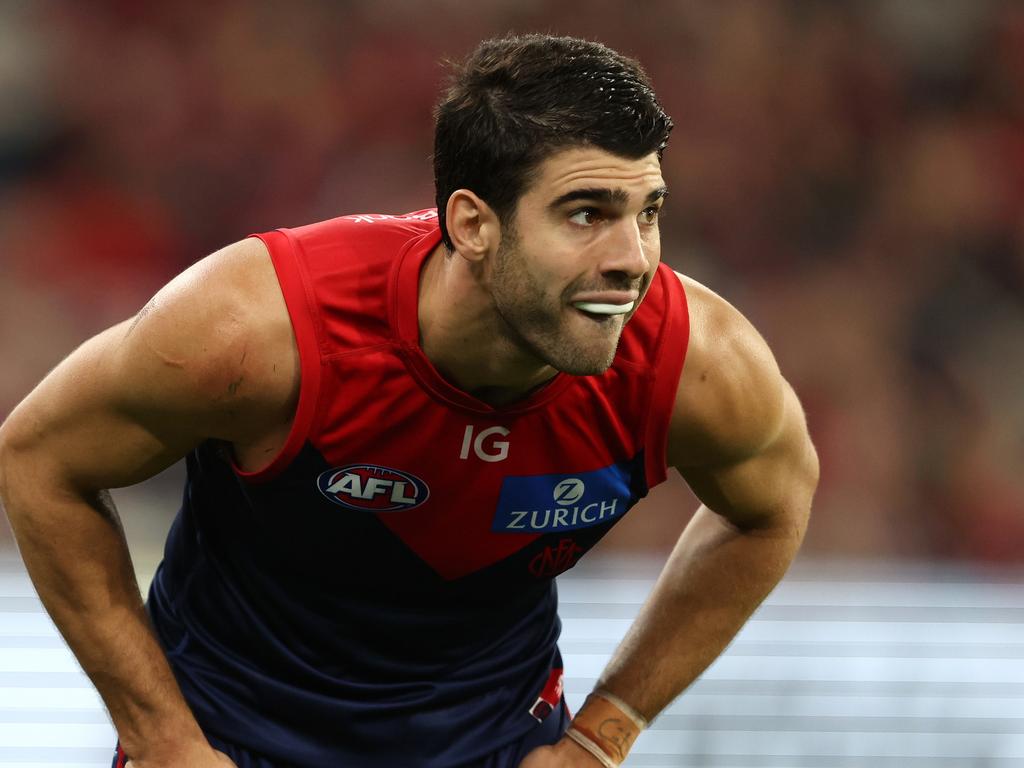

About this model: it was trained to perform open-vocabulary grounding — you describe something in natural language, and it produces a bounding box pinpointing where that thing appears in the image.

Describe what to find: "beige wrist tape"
[567,690,647,765]
[592,689,649,731]
[565,727,617,768]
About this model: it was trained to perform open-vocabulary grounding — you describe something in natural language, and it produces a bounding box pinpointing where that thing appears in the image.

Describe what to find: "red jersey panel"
[247,209,687,581]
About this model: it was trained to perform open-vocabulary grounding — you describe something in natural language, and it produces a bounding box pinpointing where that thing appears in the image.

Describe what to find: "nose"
[600,217,651,282]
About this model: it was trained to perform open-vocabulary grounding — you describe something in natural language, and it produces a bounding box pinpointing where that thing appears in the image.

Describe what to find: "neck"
[418,244,557,406]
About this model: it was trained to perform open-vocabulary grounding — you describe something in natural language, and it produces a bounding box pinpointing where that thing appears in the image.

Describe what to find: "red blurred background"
[2,0,1023,562]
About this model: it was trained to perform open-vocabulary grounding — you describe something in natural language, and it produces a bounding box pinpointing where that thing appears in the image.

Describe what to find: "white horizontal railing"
[1,552,1022,767]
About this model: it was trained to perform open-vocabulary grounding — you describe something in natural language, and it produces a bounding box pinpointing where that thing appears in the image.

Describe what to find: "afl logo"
[317,464,429,512]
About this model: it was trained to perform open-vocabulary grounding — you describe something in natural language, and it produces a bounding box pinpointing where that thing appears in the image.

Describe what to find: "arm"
[594,275,817,719]
[524,275,818,766]
[0,238,298,766]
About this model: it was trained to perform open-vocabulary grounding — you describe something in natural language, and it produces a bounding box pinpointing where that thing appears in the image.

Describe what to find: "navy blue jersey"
[147,211,689,766]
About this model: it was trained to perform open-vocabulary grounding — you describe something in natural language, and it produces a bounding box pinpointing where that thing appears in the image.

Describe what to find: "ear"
[445,189,501,262]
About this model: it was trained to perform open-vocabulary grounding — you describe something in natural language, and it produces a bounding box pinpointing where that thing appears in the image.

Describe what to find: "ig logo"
[553,478,585,505]
[459,425,510,463]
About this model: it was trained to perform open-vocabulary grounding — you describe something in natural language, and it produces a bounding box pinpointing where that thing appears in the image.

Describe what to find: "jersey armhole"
[643,269,690,488]
[232,230,323,483]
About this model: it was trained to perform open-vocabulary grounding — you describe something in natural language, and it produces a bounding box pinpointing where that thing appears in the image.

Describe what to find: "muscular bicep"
[667,274,818,530]
[1,320,202,494]
[677,381,818,532]
[0,237,298,494]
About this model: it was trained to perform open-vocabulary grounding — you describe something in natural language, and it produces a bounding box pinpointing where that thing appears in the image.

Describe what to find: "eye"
[568,208,601,226]
[639,206,661,225]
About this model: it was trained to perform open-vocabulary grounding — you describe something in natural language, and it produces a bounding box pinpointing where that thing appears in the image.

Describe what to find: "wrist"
[565,690,647,767]
[118,714,208,763]
[553,734,610,767]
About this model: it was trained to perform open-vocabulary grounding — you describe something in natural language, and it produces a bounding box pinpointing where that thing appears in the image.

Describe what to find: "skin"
[0,146,817,767]
[421,148,665,399]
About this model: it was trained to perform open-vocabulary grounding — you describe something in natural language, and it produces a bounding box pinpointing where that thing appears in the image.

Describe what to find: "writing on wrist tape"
[567,690,647,765]
[591,689,649,731]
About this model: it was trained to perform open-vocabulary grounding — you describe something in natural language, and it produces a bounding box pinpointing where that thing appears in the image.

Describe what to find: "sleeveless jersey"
[147,210,689,767]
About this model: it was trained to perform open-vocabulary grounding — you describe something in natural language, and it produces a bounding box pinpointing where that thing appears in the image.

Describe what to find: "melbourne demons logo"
[529,538,584,579]
[317,464,429,512]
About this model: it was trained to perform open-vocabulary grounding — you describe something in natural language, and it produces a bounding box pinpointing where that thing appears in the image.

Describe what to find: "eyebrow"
[548,186,669,210]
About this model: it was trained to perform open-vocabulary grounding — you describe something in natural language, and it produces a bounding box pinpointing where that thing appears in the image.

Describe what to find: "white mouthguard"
[573,301,634,315]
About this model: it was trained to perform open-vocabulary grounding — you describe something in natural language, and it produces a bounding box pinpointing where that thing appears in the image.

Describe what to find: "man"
[0,34,817,768]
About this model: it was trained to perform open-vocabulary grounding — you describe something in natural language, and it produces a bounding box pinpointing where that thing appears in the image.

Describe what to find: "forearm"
[594,502,805,720]
[0,459,205,759]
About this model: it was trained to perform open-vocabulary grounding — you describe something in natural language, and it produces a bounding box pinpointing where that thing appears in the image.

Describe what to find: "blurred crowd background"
[1,0,1022,563]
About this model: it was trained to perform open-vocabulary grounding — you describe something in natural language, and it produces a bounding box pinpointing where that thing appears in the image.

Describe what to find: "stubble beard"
[490,234,623,377]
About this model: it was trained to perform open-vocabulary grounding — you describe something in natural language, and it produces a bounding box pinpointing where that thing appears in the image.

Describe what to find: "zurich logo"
[553,478,585,505]
[492,460,641,534]
[317,464,429,512]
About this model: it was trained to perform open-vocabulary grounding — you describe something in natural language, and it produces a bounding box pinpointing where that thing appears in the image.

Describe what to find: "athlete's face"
[489,147,667,375]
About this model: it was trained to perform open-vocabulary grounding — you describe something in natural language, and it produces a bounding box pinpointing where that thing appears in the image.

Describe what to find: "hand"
[519,736,606,767]
[125,746,237,767]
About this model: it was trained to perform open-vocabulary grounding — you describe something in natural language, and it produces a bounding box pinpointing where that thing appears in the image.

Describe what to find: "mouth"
[571,300,635,318]
[568,285,643,325]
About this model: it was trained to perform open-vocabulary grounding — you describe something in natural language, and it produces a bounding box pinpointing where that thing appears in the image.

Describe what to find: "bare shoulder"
[111,236,299,443]
[0,237,299,492]
[667,272,786,469]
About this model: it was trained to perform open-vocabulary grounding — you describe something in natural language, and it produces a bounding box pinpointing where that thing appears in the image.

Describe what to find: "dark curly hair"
[433,34,673,249]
